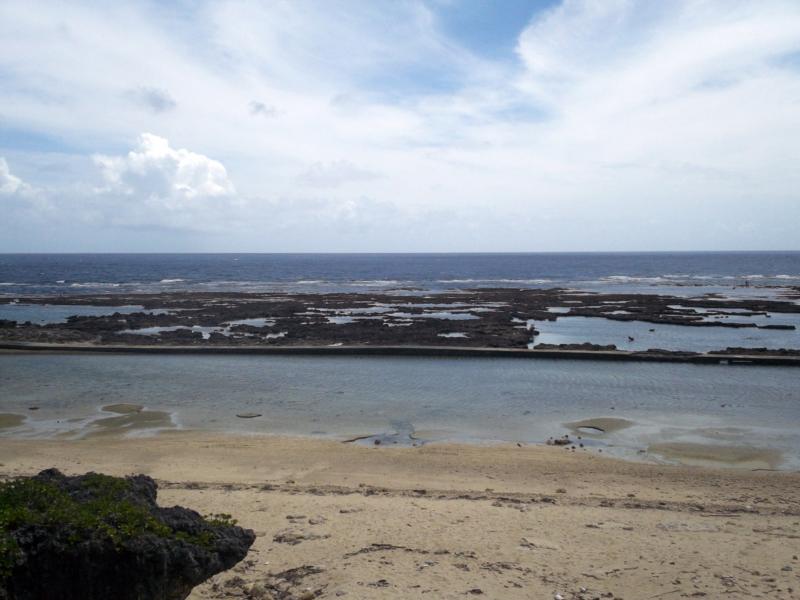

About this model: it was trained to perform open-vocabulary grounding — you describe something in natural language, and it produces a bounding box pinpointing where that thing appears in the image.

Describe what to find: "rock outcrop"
[1,469,255,600]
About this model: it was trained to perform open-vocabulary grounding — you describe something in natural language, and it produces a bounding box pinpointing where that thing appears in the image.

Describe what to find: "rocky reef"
[1,288,799,353]
[0,469,255,600]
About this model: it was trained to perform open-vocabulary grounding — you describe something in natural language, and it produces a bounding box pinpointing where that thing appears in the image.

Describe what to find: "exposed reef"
[1,288,799,355]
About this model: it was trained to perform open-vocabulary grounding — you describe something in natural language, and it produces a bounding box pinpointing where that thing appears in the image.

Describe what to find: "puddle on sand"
[564,417,635,437]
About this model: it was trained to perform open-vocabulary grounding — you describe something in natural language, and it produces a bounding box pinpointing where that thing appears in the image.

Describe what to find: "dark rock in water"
[635,348,700,357]
[758,324,795,330]
[0,320,16,329]
[547,435,572,446]
[717,346,800,356]
[0,469,255,600]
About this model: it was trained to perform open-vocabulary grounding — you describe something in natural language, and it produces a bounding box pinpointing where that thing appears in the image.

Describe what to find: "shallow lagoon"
[0,303,170,324]
[1,354,799,468]
[533,314,800,351]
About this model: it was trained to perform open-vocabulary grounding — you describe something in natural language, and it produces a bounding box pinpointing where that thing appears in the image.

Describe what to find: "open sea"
[1,252,799,296]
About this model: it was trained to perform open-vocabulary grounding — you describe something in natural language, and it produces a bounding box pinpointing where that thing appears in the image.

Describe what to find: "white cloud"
[0,158,25,195]
[0,0,799,250]
[93,133,236,209]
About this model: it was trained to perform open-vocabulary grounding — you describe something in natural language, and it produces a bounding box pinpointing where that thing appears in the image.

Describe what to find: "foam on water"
[2,252,799,297]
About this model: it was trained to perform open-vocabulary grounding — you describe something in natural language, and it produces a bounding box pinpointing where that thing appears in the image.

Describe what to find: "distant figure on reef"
[628,336,635,342]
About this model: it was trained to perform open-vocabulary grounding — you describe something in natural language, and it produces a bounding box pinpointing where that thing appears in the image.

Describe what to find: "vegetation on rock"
[0,469,254,600]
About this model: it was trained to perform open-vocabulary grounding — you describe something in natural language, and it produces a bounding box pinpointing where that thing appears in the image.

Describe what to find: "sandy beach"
[2,433,799,599]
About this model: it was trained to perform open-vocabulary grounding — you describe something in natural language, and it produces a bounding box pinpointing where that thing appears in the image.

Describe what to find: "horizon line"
[1,250,799,256]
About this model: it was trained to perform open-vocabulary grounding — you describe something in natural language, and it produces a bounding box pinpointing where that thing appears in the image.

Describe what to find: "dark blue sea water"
[1,252,799,296]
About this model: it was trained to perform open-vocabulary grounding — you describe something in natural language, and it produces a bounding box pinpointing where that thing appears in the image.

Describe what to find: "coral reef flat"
[2,288,799,362]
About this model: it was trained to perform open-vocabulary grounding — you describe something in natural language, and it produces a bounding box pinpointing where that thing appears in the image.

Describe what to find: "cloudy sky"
[1,0,799,252]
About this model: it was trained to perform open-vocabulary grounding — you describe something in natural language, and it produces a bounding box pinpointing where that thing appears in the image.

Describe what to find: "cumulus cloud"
[124,86,177,113]
[0,158,25,194]
[94,133,236,210]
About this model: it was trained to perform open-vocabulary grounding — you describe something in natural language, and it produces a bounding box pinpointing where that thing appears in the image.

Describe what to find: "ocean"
[1,252,799,297]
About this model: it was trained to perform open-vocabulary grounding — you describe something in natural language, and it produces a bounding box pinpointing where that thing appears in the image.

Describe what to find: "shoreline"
[3,432,799,598]
[2,341,800,366]
[2,432,798,506]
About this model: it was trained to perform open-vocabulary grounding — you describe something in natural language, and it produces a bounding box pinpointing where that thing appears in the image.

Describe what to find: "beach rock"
[0,469,255,600]
[534,343,618,351]
[635,349,699,357]
[548,436,572,446]
[0,320,16,328]
[717,347,800,356]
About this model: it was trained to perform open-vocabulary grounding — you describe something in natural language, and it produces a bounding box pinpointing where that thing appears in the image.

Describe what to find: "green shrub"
[0,474,218,580]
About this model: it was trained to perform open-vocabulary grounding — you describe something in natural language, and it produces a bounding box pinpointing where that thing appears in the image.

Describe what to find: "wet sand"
[102,403,144,414]
[1,433,799,599]
[0,413,25,429]
[648,442,785,470]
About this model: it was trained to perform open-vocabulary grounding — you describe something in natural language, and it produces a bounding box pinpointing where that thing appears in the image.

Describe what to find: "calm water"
[534,315,800,351]
[1,252,799,296]
[1,354,799,468]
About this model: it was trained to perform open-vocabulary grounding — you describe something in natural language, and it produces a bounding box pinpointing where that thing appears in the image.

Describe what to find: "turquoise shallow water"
[1,354,799,468]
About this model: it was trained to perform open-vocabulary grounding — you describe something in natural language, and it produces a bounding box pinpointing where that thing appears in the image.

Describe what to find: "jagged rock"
[0,469,255,600]
[717,347,800,356]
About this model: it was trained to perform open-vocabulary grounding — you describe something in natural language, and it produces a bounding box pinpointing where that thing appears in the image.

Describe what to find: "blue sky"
[1,0,799,252]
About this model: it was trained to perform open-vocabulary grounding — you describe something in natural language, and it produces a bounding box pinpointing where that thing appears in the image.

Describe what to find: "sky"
[1,0,799,252]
